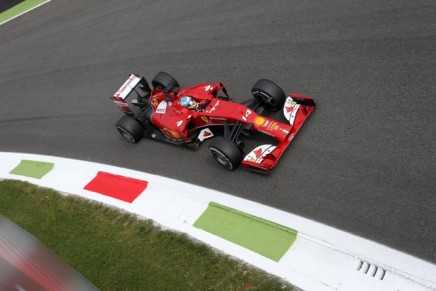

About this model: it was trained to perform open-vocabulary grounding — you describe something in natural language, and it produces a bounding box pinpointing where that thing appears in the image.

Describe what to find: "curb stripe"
[9,160,54,179]
[83,171,148,203]
[1,152,434,291]
[194,202,297,262]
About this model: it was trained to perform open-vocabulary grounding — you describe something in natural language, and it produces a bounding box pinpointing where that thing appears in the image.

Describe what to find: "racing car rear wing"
[109,74,150,116]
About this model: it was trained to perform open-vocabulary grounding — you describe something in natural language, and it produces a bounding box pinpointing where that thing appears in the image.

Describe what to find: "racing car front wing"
[241,94,315,174]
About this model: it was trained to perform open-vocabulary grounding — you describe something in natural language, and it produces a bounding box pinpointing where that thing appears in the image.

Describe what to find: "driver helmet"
[180,96,197,110]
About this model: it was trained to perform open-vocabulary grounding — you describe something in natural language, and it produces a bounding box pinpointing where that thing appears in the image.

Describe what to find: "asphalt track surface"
[1,0,435,263]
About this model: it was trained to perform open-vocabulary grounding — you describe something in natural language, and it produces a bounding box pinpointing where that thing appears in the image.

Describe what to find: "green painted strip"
[0,0,49,25]
[194,202,297,261]
[9,160,54,179]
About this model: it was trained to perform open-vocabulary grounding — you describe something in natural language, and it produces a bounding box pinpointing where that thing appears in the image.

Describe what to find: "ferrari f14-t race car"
[109,72,315,174]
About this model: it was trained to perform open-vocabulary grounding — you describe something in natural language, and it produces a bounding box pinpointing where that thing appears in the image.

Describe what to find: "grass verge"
[0,180,297,290]
[0,0,49,25]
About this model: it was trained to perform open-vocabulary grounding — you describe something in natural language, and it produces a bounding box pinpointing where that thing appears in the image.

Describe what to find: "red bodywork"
[110,75,315,174]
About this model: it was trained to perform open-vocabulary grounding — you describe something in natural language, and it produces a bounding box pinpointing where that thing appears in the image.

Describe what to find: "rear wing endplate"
[109,74,143,116]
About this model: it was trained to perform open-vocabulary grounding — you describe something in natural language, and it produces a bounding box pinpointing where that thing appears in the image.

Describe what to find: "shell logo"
[254,116,266,126]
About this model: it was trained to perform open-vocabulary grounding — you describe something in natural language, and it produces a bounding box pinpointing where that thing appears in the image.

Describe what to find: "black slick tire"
[152,72,180,91]
[115,115,144,143]
[251,79,286,111]
[209,137,243,170]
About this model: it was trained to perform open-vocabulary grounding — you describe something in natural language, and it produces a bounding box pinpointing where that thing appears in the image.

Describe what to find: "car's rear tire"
[251,79,286,111]
[152,72,180,91]
[116,115,144,143]
[209,137,243,170]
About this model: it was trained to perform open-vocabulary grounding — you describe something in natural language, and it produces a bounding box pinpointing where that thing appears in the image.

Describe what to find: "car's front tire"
[251,79,286,111]
[209,137,243,170]
[116,115,144,143]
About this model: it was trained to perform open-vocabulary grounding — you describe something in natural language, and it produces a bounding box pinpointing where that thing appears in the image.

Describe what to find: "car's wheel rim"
[210,148,233,170]
[264,95,280,108]
[117,127,135,143]
[256,93,279,109]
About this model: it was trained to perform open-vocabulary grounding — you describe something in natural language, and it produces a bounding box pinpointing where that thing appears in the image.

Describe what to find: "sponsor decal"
[151,98,158,106]
[207,101,220,113]
[201,116,209,123]
[114,75,141,98]
[288,133,295,142]
[248,148,263,163]
[177,120,183,127]
[198,128,214,142]
[254,116,266,126]
[254,148,263,158]
[204,85,212,91]
[284,97,300,125]
[268,122,277,131]
[210,117,226,120]
[244,145,277,164]
[156,100,167,114]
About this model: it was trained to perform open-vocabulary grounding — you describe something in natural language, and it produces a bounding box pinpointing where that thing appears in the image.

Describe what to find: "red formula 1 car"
[109,72,315,174]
